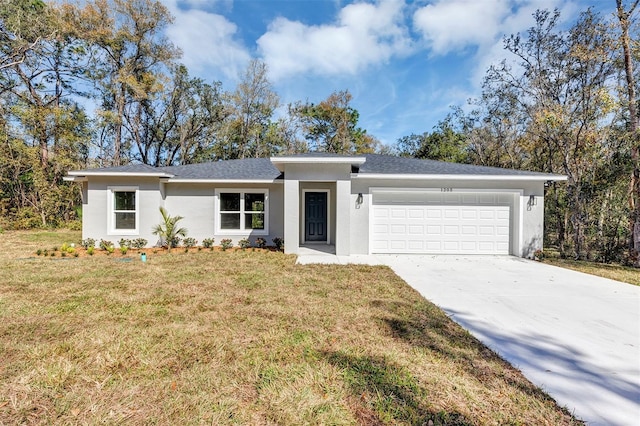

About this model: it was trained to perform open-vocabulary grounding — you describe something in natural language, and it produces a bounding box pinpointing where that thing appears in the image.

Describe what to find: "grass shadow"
[321,350,472,426]
[372,300,572,411]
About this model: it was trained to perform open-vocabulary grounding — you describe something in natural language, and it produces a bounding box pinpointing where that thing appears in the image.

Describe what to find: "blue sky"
[161,0,616,146]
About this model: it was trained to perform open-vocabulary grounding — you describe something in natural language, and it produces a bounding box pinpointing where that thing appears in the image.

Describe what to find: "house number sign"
[440,187,453,192]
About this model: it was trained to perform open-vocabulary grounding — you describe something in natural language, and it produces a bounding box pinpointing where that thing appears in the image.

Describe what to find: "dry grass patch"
[0,230,582,424]
[543,258,640,286]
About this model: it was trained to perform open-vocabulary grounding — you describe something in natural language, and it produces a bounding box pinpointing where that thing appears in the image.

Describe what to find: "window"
[216,189,268,234]
[109,187,139,234]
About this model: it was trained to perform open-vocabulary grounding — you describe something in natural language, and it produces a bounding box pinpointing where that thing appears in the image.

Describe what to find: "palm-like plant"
[152,207,188,249]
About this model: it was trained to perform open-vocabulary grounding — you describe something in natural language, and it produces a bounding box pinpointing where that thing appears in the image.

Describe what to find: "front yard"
[0,230,581,424]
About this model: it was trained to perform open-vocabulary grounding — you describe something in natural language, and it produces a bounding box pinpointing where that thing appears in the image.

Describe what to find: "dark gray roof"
[85,164,160,173]
[69,154,559,180]
[160,158,282,180]
[358,154,553,176]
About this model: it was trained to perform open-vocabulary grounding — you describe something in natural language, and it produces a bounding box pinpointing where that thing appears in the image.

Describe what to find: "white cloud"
[162,0,251,81]
[466,0,578,91]
[413,0,511,55]
[257,0,413,81]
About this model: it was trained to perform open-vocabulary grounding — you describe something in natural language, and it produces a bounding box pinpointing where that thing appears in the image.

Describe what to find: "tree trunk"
[617,0,640,264]
[114,83,126,166]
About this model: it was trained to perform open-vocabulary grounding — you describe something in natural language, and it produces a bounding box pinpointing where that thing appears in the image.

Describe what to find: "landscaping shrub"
[255,237,266,248]
[272,237,284,250]
[220,239,233,251]
[238,238,251,249]
[202,238,215,248]
[131,238,148,249]
[183,237,197,248]
[99,239,113,251]
[81,238,96,249]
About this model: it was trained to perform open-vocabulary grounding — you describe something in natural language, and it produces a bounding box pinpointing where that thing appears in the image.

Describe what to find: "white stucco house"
[65,153,566,258]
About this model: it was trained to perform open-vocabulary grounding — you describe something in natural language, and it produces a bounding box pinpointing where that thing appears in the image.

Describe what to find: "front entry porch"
[298,244,336,255]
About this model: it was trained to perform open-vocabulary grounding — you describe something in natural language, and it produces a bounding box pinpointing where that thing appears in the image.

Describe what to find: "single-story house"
[65,153,566,258]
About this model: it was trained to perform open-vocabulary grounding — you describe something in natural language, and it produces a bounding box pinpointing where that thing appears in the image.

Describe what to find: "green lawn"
[0,230,581,424]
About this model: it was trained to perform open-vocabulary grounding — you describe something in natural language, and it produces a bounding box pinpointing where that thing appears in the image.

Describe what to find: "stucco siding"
[83,179,284,248]
[83,176,162,246]
[350,178,547,257]
[164,182,284,247]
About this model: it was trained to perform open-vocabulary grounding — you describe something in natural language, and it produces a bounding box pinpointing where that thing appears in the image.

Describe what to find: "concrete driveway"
[297,251,640,424]
[375,255,640,426]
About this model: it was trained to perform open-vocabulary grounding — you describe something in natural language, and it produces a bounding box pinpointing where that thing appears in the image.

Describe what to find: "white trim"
[302,189,331,245]
[271,157,365,164]
[68,171,173,178]
[370,187,523,194]
[517,193,524,257]
[107,186,139,236]
[63,176,87,182]
[169,179,282,184]
[214,188,269,236]
[271,156,366,171]
[353,173,567,181]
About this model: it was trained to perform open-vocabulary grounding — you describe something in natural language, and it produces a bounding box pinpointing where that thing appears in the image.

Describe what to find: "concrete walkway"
[296,253,640,426]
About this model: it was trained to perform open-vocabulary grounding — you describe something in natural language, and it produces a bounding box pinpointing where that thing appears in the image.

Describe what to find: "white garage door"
[371,191,511,254]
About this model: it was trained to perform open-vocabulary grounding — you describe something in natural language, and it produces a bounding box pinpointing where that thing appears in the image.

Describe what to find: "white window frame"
[107,186,139,235]
[215,188,269,235]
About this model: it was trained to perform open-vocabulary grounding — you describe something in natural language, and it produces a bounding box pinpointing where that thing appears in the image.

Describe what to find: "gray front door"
[305,192,327,242]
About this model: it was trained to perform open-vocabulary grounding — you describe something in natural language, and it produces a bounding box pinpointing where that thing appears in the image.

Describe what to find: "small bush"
[120,246,128,255]
[168,236,181,248]
[220,239,233,251]
[99,239,113,251]
[131,238,148,249]
[61,251,67,257]
[36,249,42,256]
[73,252,79,257]
[183,237,197,248]
[106,245,114,255]
[52,246,59,252]
[272,237,284,250]
[118,238,131,248]
[87,247,94,256]
[81,238,96,249]
[255,237,266,248]
[238,238,251,249]
[61,243,75,254]
[202,238,215,248]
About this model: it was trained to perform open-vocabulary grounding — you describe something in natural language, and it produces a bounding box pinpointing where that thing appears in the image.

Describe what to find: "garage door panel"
[461,210,477,219]
[444,209,459,219]
[427,225,441,234]
[497,226,509,235]
[390,224,406,233]
[372,195,510,255]
[390,209,406,218]
[408,240,424,250]
[408,225,424,234]
[461,225,477,235]
[408,209,424,218]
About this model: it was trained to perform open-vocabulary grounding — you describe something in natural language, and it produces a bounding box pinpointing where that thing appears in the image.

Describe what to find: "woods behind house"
[1,0,638,263]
